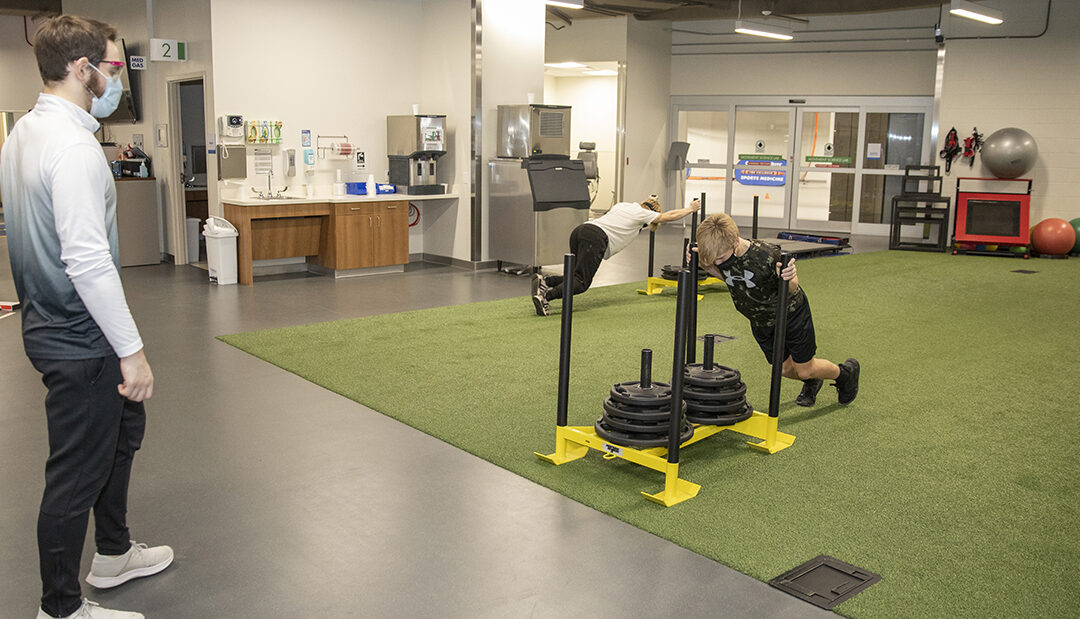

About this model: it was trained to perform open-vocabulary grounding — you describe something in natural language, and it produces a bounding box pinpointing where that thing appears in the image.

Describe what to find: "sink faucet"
[250,172,290,200]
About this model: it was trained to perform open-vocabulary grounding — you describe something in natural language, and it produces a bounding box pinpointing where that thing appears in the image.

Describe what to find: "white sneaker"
[36,599,144,619]
[85,541,174,589]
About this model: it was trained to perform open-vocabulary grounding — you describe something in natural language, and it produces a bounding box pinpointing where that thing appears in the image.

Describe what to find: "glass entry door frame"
[729,105,796,232]
[671,95,933,237]
[790,105,861,235]
[851,102,935,236]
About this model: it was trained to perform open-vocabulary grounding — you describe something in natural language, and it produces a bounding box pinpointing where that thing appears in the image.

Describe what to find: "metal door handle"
[350,207,363,211]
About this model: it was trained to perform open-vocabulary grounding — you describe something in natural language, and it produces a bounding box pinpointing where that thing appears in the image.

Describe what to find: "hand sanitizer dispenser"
[302,148,315,176]
[283,148,296,177]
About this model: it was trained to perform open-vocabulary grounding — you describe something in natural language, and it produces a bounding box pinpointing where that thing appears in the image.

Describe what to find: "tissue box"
[375,184,396,194]
[345,182,367,195]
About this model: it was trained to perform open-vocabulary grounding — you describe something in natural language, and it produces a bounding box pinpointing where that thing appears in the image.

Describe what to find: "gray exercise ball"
[981,127,1038,179]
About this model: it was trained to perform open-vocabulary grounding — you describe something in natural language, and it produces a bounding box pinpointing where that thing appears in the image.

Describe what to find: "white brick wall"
[940,0,1080,223]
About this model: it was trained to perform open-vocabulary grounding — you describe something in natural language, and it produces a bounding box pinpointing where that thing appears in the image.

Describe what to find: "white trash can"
[202,216,238,285]
[185,217,200,264]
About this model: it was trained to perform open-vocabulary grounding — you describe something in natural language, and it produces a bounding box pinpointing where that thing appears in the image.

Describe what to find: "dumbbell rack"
[637,192,726,298]
[536,250,795,507]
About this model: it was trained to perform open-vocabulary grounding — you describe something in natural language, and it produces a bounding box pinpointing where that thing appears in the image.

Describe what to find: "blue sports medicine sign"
[735,159,787,187]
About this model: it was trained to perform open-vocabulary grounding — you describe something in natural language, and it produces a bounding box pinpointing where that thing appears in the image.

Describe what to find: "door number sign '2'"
[150,38,188,62]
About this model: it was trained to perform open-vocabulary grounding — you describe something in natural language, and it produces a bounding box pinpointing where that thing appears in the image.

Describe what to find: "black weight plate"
[685,396,747,414]
[686,401,754,426]
[601,412,674,433]
[683,364,741,388]
[683,382,747,401]
[686,393,747,412]
[610,381,672,407]
[594,417,695,449]
[603,400,686,423]
[603,398,686,420]
[603,398,672,422]
[660,265,709,281]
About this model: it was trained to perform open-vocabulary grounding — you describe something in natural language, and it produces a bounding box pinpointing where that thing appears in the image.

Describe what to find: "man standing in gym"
[1,16,172,619]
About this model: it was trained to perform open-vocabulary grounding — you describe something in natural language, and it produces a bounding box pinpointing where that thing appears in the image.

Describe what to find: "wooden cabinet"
[331,200,408,269]
[223,197,412,283]
[185,188,209,221]
[372,200,408,266]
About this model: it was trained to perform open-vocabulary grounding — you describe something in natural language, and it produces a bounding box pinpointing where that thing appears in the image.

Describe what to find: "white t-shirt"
[585,202,660,258]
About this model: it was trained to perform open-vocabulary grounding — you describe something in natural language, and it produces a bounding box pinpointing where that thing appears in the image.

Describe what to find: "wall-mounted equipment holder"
[316,134,351,160]
[245,120,283,144]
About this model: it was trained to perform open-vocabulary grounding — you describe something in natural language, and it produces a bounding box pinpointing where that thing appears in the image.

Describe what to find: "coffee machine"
[386,115,446,195]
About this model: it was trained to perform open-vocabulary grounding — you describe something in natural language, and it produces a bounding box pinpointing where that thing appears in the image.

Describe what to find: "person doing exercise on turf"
[693,213,859,406]
[532,196,700,316]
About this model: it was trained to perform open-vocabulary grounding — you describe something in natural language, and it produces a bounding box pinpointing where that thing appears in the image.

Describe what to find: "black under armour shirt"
[719,239,806,327]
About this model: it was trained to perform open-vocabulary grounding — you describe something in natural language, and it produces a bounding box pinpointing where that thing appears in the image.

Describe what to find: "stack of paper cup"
[333,169,345,195]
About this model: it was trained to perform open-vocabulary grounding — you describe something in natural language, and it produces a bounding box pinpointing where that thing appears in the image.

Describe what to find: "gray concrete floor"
[0,225,882,618]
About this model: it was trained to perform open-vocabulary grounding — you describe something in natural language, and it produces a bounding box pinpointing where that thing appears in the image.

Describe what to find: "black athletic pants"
[545,223,609,301]
[30,355,145,618]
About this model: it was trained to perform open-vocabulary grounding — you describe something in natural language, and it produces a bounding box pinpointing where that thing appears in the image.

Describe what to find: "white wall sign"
[866,143,882,160]
[150,38,187,62]
[128,55,146,70]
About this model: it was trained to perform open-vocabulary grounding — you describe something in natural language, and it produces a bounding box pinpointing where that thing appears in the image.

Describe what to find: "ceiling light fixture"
[544,62,587,69]
[546,0,584,9]
[949,0,1004,25]
[734,20,793,41]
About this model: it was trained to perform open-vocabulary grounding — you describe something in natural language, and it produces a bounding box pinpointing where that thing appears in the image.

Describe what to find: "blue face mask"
[86,64,123,118]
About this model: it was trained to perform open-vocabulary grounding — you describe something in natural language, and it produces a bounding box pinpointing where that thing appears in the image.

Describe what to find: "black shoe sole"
[838,358,860,405]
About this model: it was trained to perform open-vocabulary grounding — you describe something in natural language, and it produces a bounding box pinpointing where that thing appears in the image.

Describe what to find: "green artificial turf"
[220,251,1080,618]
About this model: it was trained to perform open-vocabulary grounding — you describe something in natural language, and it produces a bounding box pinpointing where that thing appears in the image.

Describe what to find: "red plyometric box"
[954,177,1032,246]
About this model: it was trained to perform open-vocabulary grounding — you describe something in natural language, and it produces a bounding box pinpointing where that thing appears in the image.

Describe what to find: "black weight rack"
[889,165,951,252]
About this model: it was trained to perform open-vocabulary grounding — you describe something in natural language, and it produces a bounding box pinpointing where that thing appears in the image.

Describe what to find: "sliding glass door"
[672,96,932,236]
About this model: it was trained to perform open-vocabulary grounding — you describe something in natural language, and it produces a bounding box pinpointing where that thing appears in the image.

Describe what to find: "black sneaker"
[796,378,823,407]
[532,291,550,316]
[835,358,860,405]
[535,273,550,299]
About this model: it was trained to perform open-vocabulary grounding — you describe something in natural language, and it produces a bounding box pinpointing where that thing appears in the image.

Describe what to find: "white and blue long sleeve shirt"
[1,93,142,360]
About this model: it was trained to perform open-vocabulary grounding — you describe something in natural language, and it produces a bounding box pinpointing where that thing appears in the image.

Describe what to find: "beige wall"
[940,0,1079,223]
[623,18,670,206]
[544,14,627,64]
[544,75,619,211]
[210,0,423,201]
[418,0,471,260]
[672,51,936,97]
[0,16,42,112]
[481,0,546,261]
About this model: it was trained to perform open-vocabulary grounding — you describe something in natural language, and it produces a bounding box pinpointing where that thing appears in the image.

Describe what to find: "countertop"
[222,193,458,207]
